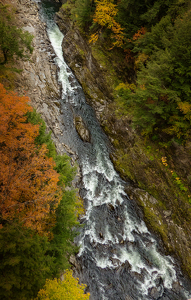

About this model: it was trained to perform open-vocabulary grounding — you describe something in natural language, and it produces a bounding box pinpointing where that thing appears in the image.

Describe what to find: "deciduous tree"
[89,0,124,47]
[36,270,90,300]
[0,83,62,233]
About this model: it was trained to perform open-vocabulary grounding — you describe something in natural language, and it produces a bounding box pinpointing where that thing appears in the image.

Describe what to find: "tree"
[0,83,62,233]
[35,270,90,300]
[89,0,124,47]
[116,0,189,42]
[0,223,54,300]
[25,109,80,275]
[118,10,191,141]
[48,189,80,275]
[27,109,57,159]
[0,4,33,64]
[0,85,82,299]
[71,0,94,31]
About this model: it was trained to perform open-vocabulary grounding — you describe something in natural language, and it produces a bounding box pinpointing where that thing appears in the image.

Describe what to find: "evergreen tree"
[0,224,53,300]
[27,109,80,275]
[71,0,94,31]
[119,10,191,141]
[0,4,33,64]
[49,190,79,276]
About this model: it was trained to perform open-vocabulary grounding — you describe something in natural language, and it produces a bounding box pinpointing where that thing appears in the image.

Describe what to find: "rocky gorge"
[55,1,191,282]
[5,0,191,298]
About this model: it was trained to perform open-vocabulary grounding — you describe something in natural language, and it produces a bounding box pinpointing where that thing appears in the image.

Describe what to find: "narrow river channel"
[36,1,191,299]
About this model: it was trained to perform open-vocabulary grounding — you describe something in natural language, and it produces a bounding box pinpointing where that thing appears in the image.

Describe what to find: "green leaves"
[119,9,191,141]
[71,0,94,31]
[27,109,57,158]
[0,4,33,64]
[27,109,79,276]
[49,190,79,276]
[0,224,53,300]
[0,95,80,298]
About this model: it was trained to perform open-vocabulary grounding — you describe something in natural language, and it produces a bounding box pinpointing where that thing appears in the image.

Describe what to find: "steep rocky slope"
[1,0,72,156]
[56,4,191,278]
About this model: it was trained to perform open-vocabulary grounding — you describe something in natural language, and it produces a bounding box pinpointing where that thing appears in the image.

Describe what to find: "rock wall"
[56,5,191,279]
[9,0,68,156]
[56,8,113,124]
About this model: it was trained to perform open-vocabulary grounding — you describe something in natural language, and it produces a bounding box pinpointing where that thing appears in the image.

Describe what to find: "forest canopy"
[0,84,88,299]
[69,0,191,143]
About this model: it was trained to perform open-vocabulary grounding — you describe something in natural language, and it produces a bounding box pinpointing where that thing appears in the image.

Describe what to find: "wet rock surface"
[74,116,90,142]
[55,2,191,283]
[56,8,112,124]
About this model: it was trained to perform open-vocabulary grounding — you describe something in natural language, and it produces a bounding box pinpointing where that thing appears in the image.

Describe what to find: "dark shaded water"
[36,1,191,299]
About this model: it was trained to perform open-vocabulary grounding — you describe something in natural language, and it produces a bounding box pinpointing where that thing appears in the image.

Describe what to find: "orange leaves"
[132,27,147,41]
[0,83,62,233]
[0,84,37,148]
[159,94,169,103]
[89,0,124,47]
[146,97,155,104]
[124,49,134,64]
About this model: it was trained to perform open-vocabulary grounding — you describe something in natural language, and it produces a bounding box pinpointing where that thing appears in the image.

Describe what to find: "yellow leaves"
[134,53,149,69]
[178,101,191,119]
[35,270,90,300]
[115,82,136,92]
[76,196,85,217]
[89,32,99,44]
[89,0,124,47]
[115,82,127,90]
[93,0,118,27]
[161,157,188,193]
[161,156,168,167]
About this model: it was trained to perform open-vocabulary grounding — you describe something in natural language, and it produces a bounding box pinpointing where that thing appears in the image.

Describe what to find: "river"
[35,0,191,299]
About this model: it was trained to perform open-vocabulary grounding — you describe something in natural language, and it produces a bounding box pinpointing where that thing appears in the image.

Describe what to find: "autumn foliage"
[36,270,90,300]
[89,0,124,47]
[0,83,84,299]
[0,83,62,232]
[132,27,146,41]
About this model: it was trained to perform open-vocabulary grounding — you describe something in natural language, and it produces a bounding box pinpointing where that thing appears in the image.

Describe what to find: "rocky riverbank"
[3,0,70,157]
[56,3,191,279]
[11,0,91,162]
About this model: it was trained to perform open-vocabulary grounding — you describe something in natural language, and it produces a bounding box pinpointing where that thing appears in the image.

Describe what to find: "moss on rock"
[56,4,191,279]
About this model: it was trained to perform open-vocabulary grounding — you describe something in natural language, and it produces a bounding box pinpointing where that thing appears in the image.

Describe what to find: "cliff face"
[56,5,191,278]
[7,0,75,158]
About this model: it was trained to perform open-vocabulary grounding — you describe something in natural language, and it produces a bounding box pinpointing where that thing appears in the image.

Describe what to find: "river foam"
[38,1,191,299]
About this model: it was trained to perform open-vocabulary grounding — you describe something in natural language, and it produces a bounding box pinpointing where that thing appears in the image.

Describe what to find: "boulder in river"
[74,115,90,142]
